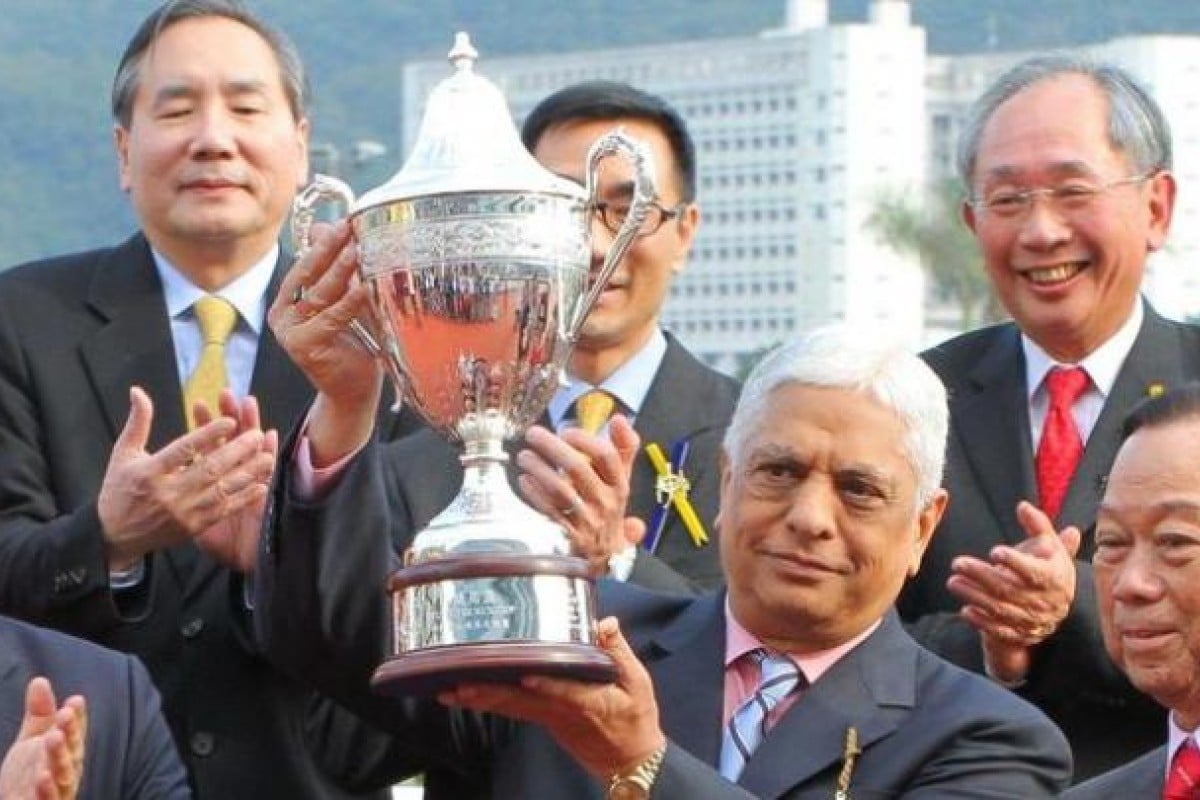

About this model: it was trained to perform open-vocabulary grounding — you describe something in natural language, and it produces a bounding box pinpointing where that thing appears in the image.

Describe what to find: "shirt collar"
[153,245,279,335]
[547,328,667,426]
[1022,298,1143,400]
[1167,711,1200,778]
[723,596,880,685]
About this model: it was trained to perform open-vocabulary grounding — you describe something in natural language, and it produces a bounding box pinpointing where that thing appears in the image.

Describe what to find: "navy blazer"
[257,433,1073,798]
[0,235,396,799]
[903,305,1200,779]
[0,614,189,798]
[1062,745,1166,799]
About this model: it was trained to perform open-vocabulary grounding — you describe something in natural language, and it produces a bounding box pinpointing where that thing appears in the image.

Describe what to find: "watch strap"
[607,744,666,798]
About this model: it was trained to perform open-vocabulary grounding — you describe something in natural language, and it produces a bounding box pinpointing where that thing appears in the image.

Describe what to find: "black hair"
[520,80,696,202]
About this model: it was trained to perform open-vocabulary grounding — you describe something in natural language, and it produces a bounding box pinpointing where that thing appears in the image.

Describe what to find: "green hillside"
[1,0,1197,266]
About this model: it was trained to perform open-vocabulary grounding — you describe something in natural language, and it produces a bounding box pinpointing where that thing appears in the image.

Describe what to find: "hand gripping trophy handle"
[289,175,408,408]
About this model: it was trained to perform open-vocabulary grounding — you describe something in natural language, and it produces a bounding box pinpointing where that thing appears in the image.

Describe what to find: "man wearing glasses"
[899,55,1200,780]
[358,81,738,592]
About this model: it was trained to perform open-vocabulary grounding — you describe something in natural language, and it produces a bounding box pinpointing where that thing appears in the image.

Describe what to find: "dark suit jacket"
[902,306,1200,779]
[380,332,738,592]
[0,614,189,799]
[1062,745,1165,799]
[256,438,1073,799]
[0,234,396,799]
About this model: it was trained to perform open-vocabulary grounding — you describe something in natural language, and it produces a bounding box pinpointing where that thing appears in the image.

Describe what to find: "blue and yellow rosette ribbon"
[644,439,708,553]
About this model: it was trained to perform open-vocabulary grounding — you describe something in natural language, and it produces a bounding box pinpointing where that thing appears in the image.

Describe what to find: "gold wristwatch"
[607,745,666,800]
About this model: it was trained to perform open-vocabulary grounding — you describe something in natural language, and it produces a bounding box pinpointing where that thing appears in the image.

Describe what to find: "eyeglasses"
[591,200,687,238]
[968,172,1156,220]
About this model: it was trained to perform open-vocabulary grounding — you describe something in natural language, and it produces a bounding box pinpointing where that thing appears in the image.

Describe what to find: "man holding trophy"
[258,39,1069,796]
[258,307,1072,797]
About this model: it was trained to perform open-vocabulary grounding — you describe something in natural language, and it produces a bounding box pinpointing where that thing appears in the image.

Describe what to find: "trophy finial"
[448,32,478,72]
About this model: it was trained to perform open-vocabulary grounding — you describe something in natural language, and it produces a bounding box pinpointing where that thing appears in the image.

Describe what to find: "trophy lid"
[355,32,585,210]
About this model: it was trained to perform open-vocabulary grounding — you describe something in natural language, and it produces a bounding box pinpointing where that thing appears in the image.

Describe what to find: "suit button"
[190,732,215,758]
[180,618,205,639]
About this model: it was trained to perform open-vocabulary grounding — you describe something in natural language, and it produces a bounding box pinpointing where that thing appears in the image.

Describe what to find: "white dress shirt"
[1022,299,1143,449]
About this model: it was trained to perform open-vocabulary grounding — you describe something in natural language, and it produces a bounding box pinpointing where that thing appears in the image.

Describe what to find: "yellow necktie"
[575,389,616,435]
[183,296,238,429]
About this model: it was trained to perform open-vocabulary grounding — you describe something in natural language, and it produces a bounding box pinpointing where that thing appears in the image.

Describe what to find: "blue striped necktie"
[718,649,805,780]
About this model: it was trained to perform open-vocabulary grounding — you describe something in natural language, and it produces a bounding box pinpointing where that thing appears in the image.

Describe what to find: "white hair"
[723,325,948,509]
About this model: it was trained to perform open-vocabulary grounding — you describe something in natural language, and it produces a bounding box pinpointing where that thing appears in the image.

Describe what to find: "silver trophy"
[291,33,657,694]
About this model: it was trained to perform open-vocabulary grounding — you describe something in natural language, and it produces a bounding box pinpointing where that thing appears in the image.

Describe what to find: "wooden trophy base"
[371,641,618,696]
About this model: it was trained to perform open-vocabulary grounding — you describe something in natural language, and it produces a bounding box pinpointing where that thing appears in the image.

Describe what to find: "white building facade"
[402,0,1200,372]
[403,0,928,373]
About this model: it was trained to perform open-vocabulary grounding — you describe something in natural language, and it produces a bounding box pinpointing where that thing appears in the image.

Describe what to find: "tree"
[866,178,1003,331]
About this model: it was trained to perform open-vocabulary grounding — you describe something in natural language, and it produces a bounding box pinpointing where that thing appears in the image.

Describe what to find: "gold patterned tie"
[183,296,238,430]
[575,389,616,435]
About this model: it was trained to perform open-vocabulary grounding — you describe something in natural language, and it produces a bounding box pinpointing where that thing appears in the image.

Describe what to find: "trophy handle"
[290,173,356,256]
[289,174,390,367]
[569,129,660,337]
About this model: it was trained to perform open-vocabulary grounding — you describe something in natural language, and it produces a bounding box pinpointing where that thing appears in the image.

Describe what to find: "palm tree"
[866,178,1002,331]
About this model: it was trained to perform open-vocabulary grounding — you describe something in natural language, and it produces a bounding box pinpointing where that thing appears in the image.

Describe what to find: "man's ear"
[908,488,948,577]
[669,203,701,274]
[714,447,731,531]
[1146,169,1177,252]
[115,124,132,192]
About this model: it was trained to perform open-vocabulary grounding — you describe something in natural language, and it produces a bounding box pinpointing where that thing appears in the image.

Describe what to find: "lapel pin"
[644,440,708,552]
[834,725,860,799]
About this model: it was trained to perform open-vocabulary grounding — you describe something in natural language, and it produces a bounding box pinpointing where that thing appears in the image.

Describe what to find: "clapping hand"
[947,501,1082,682]
[98,387,276,574]
[0,678,87,800]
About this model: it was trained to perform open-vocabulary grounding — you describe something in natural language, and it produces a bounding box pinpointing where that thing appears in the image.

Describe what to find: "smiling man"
[1064,385,1200,798]
[0,1,393,797]
[898,54,1200,780]
[256,325,1072,798]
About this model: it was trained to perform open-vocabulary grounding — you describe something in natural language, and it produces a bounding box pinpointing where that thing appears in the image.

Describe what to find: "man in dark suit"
[897,54,1198,779]
[1063,386,1200,799]
[0,615,189,799]
[0,2,395,797]
[316,81,736,593]
[255,324,1072,798]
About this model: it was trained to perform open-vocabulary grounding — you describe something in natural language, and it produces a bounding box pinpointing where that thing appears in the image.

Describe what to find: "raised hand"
[517,416,644,576]
[947,500,1082,682]
[98,387,275,572]
[0,677,87,800]
[269,220,382,466]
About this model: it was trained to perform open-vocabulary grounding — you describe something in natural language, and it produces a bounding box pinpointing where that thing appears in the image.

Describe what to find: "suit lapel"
[739,614,915,799]
[248,259,313,434]
[628,336,726,523]
[951,326,1036,545]
[79,235,186,448]
[78,237,202,585]
[1060,308,1191,536]
[646,594,728,766]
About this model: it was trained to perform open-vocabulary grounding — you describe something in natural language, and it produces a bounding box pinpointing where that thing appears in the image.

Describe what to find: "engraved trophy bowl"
[291,32,659,695]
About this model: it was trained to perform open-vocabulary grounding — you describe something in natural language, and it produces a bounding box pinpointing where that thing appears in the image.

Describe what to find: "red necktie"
[1035,366,1089,520]
[1164,739,1200,799]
